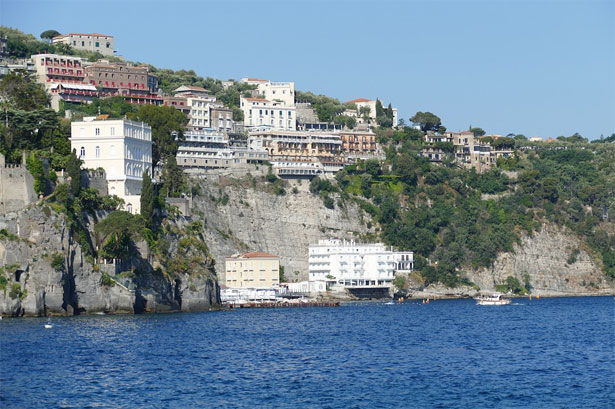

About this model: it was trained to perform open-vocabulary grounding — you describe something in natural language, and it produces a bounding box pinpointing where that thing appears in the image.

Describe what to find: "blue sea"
[1,297,614,408]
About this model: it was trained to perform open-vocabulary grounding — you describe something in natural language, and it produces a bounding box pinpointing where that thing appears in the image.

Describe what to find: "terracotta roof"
[97,114,110,120]
[345,98,372,104]
[246,78,268,82]
[243,97,269,102]
[241,251,279,259]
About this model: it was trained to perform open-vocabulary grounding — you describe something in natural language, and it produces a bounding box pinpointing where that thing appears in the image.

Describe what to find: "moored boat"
[475,293,511,306]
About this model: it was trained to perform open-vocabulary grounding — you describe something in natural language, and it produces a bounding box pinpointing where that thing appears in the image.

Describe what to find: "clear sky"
[2,0,614,139]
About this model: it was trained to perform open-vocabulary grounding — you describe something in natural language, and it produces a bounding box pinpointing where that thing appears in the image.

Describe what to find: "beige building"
[344,98,398,127]
[248,129,342,162]
[31,53,96,110]
[52,33,114,56]
[225,252,280,288]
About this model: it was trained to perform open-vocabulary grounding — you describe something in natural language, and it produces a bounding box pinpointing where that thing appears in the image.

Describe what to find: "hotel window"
[80,147,85,157]
[110,127,115,136]
[95,146,100,158]
[95,128,100,136]
[81,41,85,46]
[95,42,99,47]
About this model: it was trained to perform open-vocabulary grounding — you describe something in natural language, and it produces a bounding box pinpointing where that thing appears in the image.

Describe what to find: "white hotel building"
[308,239,413,289]
[71,117,152,214]
[241,97,296,131]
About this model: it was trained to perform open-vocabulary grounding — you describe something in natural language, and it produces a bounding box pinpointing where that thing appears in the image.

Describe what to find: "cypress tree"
[66,149,82,195]
[140,171,154,225]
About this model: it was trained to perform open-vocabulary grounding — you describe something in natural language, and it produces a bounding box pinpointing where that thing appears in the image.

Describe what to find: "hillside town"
[1,29,613,308]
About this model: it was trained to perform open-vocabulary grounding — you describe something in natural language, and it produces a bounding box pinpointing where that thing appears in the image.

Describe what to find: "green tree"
[128,104,188,167]
[26,152,46,194]
[359,106,371,124]
[95,211,145,260]
[160,155,186,198]
[65,149,82,195]
[0,70,49,111]
[410,112,441,132]
[140,171,154,225]
[470,127,486,137]
[40,30,61,42]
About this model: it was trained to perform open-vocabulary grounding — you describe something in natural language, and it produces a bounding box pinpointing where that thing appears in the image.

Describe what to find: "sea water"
[0,297,613,408]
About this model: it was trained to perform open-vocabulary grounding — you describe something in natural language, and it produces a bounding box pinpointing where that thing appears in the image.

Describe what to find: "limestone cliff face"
[465,224,614,296]
[0,206,219,317]
[192,176,371,282]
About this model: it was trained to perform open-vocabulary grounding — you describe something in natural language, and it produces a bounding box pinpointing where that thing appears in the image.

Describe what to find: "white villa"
[308,239,413,289]
[70,117,152,214]
[240,78,295,107]
[240,97,296,131]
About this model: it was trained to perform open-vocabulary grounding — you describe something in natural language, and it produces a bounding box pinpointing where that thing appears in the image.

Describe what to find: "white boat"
[44,318,53,329]
[475,293,511,306]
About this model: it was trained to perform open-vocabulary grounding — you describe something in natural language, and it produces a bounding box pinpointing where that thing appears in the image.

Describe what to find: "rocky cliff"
[0,206,219,317]
[465,223,613,296]
[192,174,371,282]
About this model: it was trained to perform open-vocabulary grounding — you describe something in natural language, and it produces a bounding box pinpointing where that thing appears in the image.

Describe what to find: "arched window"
[126,203,132,214]
[95,146,100,158]
[80,146,85,157]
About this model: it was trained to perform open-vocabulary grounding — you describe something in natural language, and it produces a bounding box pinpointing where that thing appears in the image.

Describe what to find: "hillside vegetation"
[311,127,615,286]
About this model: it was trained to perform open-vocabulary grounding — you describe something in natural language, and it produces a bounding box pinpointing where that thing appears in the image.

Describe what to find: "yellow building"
[225,252,280,288]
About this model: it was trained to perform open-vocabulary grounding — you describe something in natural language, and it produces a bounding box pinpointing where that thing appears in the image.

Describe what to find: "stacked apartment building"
[85,60,161,105]
[31,53,98,110]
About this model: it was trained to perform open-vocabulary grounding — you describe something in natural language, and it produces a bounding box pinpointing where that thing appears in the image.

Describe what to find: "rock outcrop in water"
[0,206,218,317]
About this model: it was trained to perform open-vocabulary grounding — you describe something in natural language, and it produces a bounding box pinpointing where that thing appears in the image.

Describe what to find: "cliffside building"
[344,98,398,127]
[85,60,161,105]
[225,251,280,288]
[70,117,153,214]
[241,77,295,107]
[241,97,296,131]
[176,130,268,173]
[31,53,97,110]
[308,239,413,289]
[52,32,115,56]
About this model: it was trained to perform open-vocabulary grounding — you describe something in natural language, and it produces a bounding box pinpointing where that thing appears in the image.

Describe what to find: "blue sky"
[2,0,614,139]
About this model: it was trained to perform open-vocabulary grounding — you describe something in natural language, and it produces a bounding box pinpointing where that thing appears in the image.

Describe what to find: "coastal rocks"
[465,224,614,296]
[192,176,370,281]
[0,205,219,317]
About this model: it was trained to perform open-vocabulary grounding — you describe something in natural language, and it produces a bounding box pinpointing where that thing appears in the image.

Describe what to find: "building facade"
[31,53,95,110]
[241,97,296,130]
[52,33,115,56]
[241,78,296,107]
[339,130,378,157]
[85,61,161,105]
[225,251,280,288]
[308,239,413,288]
[70,117,152,214]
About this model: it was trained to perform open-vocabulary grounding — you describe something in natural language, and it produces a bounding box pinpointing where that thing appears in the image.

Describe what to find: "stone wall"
[0,152,37,214]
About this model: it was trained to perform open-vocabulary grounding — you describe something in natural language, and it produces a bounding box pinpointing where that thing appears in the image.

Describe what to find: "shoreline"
[1,292,613,319]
